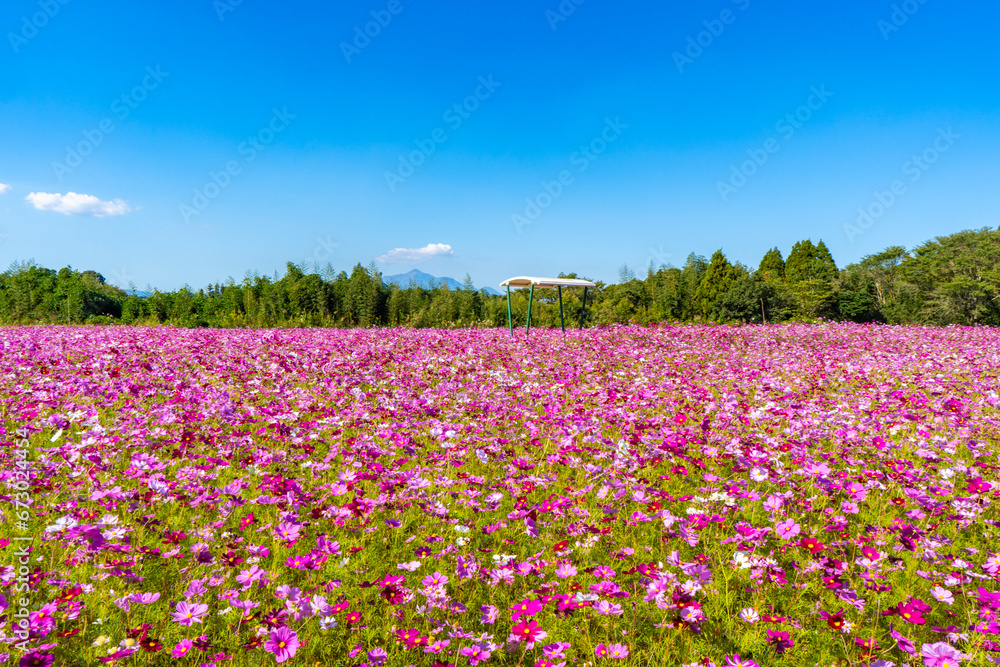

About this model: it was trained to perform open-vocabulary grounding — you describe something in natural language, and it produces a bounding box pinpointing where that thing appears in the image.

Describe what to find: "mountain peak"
[383,270,498,294]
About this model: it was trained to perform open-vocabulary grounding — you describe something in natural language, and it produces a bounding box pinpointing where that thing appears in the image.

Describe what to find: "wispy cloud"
[0,183,10,195]
[376,243,455,264]
[25,191,131,217]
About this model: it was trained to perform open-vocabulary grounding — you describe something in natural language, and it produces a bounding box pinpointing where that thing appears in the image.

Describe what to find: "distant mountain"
[384,269,499,295]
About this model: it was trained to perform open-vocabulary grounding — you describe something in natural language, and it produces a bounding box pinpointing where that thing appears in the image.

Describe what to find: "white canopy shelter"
[499,276,597,334]
[500,276,597,290]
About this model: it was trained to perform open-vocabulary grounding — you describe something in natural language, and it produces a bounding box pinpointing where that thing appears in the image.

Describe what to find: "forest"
[2,227,998,328]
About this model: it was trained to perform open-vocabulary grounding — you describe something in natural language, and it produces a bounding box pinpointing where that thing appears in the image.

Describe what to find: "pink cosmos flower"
[775,519,801,540]
[606,644,629,659]
[921,641,964,667]
[235,565,265,587]
[480,605,498,625]
[171,639,194,658]
[424,639,450,653]
[554,563,578,579]
[421,571,449,588]
[275,522,301,541]
[891,623,917,655]
[930,586,955,605]
[264,627,299,663]
[230,598,261,612]
[594,600,624,616]
[460,644,492,666]
[543,642,572,659]
[171,602,208,626]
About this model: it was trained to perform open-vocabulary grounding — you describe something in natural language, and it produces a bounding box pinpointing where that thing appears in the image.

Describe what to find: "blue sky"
[1,0,998,291]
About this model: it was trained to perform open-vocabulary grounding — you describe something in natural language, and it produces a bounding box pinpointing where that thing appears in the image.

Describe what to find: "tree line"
[1,227,998,328]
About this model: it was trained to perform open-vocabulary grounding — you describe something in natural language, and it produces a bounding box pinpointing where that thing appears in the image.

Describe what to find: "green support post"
[558,286,565,334]
[579,287,588,329]
[506,285,513,336]
[526,284,534,334]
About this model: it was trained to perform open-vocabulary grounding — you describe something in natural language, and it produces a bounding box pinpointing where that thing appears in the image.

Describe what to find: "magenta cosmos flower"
[725,655,760,667]
[595,644,629,659]
[511,620,546,644]
[510,597,543,622]
[265,627,299,663]
[171,639,194,658]
[19,652,54,667]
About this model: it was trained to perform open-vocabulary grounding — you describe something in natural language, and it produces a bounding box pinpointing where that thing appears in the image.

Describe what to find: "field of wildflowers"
[1,324,999,667]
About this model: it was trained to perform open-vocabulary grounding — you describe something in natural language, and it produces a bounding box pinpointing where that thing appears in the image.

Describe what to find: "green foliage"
[898,228,1000,325]
[720,272,793,323]
[783,239,839,319]
[0,262,124,323]
[785,239,837,284]
[694,250,737,321]
[2,227,997,328]
[757,247,785,281]
[837,269,879,322]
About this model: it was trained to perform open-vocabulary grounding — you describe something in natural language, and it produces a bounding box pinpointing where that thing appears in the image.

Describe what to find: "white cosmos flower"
[45,515,78,533]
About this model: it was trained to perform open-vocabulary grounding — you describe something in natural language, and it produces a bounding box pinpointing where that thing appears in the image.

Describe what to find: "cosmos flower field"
[2,325,1000,667]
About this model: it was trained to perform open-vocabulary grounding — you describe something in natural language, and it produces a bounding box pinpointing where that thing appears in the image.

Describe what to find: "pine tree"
[786,239,837,283]
[785,239,839,318]
[694,250,737,320]
[758,247,785,281]
[785,240,816,284]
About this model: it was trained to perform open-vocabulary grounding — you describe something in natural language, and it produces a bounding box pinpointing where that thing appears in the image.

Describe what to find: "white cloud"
[25,191,131,217]
[0,183,10,195]
[376,243,455,264]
